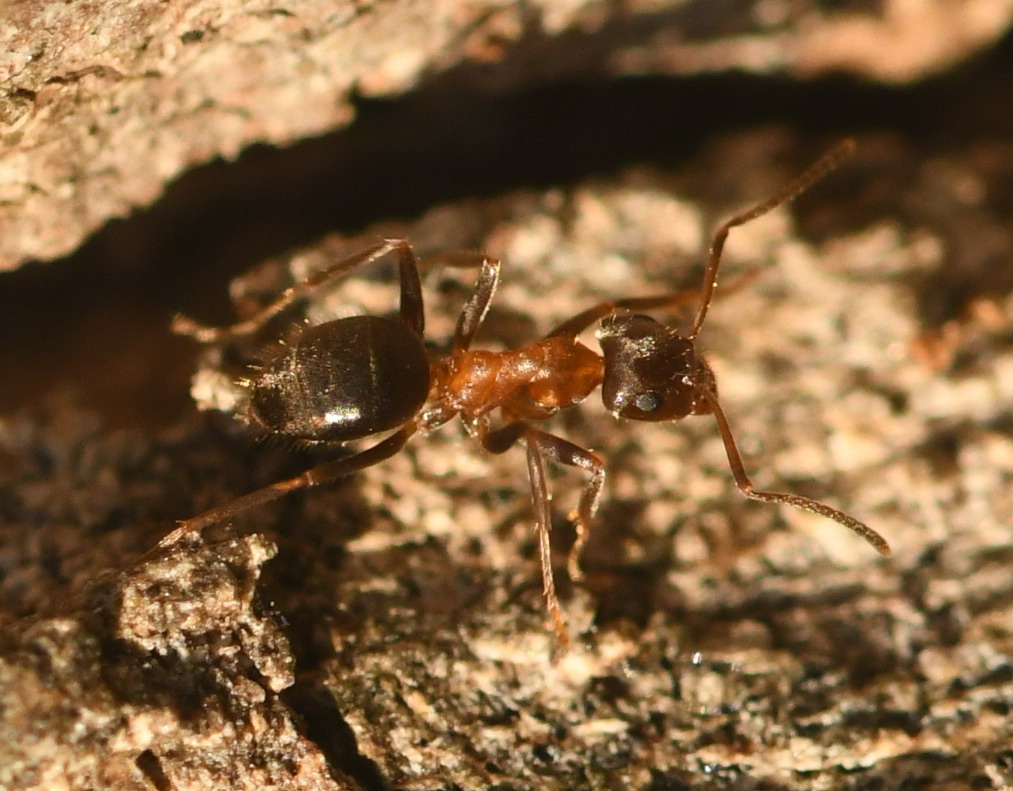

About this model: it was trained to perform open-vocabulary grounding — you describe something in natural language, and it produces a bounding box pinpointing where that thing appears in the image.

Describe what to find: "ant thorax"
[433,336,604,419]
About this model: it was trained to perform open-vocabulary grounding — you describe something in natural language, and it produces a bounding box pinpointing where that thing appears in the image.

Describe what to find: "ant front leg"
[546,258,763,339]
[173,238,425,342]
[548,290,704,339]
[472,418,605,648]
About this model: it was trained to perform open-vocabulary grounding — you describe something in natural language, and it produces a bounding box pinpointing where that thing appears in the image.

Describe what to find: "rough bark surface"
[4,0,1013,268]
[2,1,1013,790]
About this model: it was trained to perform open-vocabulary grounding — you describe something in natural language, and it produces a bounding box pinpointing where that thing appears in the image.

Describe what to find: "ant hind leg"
[151,426,416,555]
[173,238,425,343]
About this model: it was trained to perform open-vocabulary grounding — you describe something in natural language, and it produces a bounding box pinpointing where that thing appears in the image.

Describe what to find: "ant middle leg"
[441,254,502,354]
[173,238,426,342]
[527,429,606,585]
[420,249,704,349]
[472,417,605,647]
[416,250,503,353]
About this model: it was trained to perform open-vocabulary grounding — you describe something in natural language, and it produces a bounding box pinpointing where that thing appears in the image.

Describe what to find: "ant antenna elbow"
[688,139,857,339]
[702,388,891,557]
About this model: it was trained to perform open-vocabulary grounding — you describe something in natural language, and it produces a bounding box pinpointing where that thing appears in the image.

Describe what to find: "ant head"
[596,314,715,422]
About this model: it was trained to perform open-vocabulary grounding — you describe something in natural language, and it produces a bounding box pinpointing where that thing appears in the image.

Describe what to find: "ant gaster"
[161,140,890,646]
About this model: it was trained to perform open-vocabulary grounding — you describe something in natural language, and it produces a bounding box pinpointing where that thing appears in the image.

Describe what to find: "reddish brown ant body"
[162,140,890,645]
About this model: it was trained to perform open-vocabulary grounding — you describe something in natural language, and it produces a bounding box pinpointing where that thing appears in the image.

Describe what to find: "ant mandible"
[160,139,890,647]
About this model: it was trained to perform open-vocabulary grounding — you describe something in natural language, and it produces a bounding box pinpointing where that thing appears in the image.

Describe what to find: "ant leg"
[451,256,501,353]
[525,429,605,585]
[700,388,891,556]
[154,425,416,552]
[173,238,425,342]
[548,291,703,339]
[548,141,855,342]
[547,270,762,339]
[469,420,569,643]
[415,250,502,353]
[688,139,856,338]
[392,240,425,338]
[474,419,605,647]
[417,249,490,277]
[523,430,569,648]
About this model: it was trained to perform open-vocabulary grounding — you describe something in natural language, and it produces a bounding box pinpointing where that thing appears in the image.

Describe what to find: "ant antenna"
[688,139,857,339]
[703,388,891,556]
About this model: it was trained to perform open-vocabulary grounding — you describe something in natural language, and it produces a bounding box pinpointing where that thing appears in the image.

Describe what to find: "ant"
[160,139,890,647]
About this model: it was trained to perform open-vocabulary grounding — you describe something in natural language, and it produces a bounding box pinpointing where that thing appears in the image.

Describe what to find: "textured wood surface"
[2,2,1012,789]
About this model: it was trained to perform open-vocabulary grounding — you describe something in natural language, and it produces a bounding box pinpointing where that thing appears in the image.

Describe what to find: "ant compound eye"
[635,392,663,413]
